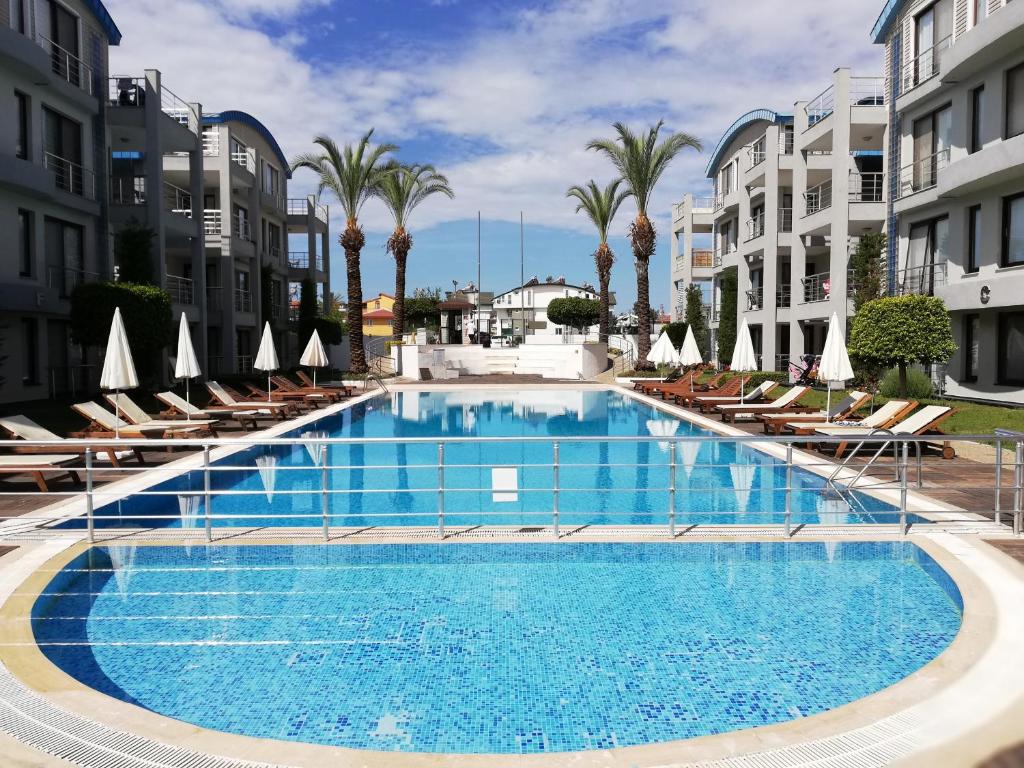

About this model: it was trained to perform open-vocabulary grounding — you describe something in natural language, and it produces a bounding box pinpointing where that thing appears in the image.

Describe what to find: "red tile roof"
[363,308,394,319]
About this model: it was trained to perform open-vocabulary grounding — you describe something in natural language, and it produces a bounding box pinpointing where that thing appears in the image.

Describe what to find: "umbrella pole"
[114,388,120,439]
[313,369,316,388]
[826,384,832,424]
[267,373,272,404]
[185,379,191,422]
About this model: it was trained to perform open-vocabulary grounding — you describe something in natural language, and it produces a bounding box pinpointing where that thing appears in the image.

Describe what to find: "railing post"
[320,444,329,542]
[784,445,793,538]
[203,444,212,542]
[437,443,445,538]
[668,441,677,538]
[899,441,909,536]
[1014,441,1023,537]
[85,447,94,543]
[994,438,1002,526]
[552,442,560,539]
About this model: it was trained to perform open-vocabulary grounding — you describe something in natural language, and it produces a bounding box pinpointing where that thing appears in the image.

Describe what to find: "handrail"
[804,179,832,215]
[897,148,950,199]
[43,152,95,199]
[901,35,952,94]
[37,36,93,94]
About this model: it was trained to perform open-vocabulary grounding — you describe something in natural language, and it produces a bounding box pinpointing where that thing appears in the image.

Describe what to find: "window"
[969,85,984,154]
[1007,62,1024,140]
[15,92,28,160]
[968,205,982,273]
[972,0,986,26]
[44,217,83,296]
[963,315,980,382]
[18,210,32,277]
[21,319,39,385]
[914,1,952,84]
[904,215,949,294]
[42,107,83,194]
[262,161,280,197]
[47,0,82,87]
[1004,192,1024,267]
[12,0,26,33]
[998,312,1024,385]
[912,104,951,191]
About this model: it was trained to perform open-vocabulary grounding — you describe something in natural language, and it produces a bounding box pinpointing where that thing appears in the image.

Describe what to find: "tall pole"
[520,212,525,342]
[476,211,481,343]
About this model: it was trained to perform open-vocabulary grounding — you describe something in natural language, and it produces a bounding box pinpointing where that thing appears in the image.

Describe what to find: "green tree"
[848,295,956,397]
[114,220,156,285]
[547,297,601,336]
[291,130,397,372]
[662,321,688,349]
[69,282,173,380]
[588,121,701,367]
[850,232,887,312]
[684,283,710,358]
[297,278,318,342]
[375,162,454,341]
[404,293,442,331]
[566,179,629,344]
[717,266,738,366]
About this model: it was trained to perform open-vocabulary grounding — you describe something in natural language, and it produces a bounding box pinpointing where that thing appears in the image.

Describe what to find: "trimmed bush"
[879,367,933,399]
[547,297,600,334]
[723,371,787,388]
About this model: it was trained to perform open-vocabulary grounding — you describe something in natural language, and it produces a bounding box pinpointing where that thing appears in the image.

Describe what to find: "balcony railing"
[901,36,952,94]
[231,147,256,174]
[746,212,765,241]
[701,303,712,321]
[779,130,794,155]
[693,250,714,269]
[202,130,219,156]
[711,304,721,323]
[111,175,146,205]
[163,181,192,214]
[897,148,950,199]
[801,271,831,303]
[776,284,792,308]
[693,196,715,210]
[232,214,251,241]
[849,171,885,203]
[159,84,198,133]
[235,355,254,374]
[804,179,832,216]
[805,85,835,127]
[288,251,309,269]
[44,152,95,199]
[287,199,330,224]
[745,287,764,311]
[748,136,767,168]
[46,266,102,297]
[166,274,194,305]
[206,287,222,312]
[849,77,886,106]
[893,262,948,296]
[38,36,93,94]
[778,208,793,233]
[713,194,726,212]
[203,210,222,236]
[234,289,253,313]
[108,76,145,107]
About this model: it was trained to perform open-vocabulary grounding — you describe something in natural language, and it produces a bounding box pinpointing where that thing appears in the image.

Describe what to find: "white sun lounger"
[206,382,291,418]
[0,454,81,492]
[106,393,220,434]
[0,415,141,466]
[72,402,204,438]
[792,399,917,434]
[155,392,267,430]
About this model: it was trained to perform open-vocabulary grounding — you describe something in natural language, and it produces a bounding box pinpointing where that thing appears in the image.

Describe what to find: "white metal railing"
[778,208,793,233]
[46,266,102,296]
[804,179,833,215]
[902,36,952,94]
[897,148,950,199]
[165,274,194,305]
[289,251,309,269]
[748,135,767,168]
[203,210,222,235]
[693,196,715,210]
[43,152,95,199]
[110,175,146,205]
[234,288,253,313]
[159,84,198,134]
[894,262,948,296]
[162,181,192,213]
[779,130,794,155]
[108,76,144,107]
[849,171,885,203]
[2,432,1010,542]
[202,130,219,156]
[849,77,886,106]
[713,194,726,212]
[287,198,330,223]
[231,147,256,174]
[235,355,254,374]
[805,84,835,127]
[801,271,831,303]
[746,212,765,241]
[745,287,764,311]
[37,36,93,94]
[232,213,251,241]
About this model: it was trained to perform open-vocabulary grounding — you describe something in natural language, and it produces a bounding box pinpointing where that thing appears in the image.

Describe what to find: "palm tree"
[291,130,397,373]
[588,121,701,367]
[376,162,454,341]
[566,179,629,344]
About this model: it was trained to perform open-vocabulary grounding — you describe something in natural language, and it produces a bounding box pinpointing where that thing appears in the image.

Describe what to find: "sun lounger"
[0,414,143,467]
[105,393,220,437]
[295,371,353,397]
[242,382,319,409]
[671,376,749,407]
[206,382,291,420]
[788,399,917,437]
[0,454,81,492]
[634,368,683,391]
[154,392,266,430]
[642,371,725,398]
[812,404,955,459]
[756,391,872,435]
[72,402,205,439]
[695,381,778,412]
[271,376,341,402]
[714,386,815,423]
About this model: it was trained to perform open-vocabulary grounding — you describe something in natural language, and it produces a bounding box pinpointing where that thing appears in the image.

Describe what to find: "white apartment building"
[491,278,609,341]
[672,69,888,371]
[873,0,1024,404]
[1,0,120,404]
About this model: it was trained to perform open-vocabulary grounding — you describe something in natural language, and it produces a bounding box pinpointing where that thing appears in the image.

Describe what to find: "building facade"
[873,0,1024,403]
[362,292,395,337]
[491,278,607,340]
[672,68,888,371]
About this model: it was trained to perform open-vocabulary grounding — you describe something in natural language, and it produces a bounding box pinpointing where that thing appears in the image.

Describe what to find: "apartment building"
[490,278,607,340]
[873,0,1024,403]
[362,292,395,337]
[672,69,888,370]
[0,0,120,403]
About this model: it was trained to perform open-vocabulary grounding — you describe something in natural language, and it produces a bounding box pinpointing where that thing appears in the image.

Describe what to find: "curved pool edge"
[0,533,1011,768]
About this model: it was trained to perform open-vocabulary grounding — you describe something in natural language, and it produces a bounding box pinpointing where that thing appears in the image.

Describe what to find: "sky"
[106,0,886,312]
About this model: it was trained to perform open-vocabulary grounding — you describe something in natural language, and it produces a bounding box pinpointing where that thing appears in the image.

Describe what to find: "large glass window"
[998,312,1024,385]
[1004,192,1024,267]
[970,85,984,154]
[44,217,83,296]
[904,215,949,294]
[18,210,32,277]
[1007,62,1024,140]
[42,107,83,194]
[968,205,982,273]
[262,162,280,197]
[912,105,951,191]
[15,92,28,160]
[963,314,979,382]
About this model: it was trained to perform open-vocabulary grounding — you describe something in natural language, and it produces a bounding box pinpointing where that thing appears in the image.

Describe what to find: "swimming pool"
[77,388,909,529]
[32,542,962,754]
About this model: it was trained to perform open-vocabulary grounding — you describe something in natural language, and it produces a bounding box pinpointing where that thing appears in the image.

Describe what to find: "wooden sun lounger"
[206,382,292,420]
[242,382,319,409]
[643,371,725,399]
[154,392,263,431]
[105,393,220,437]
[695,381,778,413]
[671,376,749,408]
[713,386,815,423]
[271,376,342,403]
[755,391,872,435]
[813,404,955,459]
[0,415,144,467]
[0,454,81,492]
[72,402,205,439]
[295,371,353,397]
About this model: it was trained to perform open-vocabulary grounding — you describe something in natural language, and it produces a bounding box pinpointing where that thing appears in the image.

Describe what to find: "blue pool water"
[33,542,962,753]
[75,389,912,528]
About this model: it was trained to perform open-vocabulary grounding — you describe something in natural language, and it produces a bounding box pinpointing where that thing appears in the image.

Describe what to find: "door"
[49,1,81,86]
[42,109,83,193]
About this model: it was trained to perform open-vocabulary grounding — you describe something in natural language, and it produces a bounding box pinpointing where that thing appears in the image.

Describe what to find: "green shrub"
[723,371,787,388]
[879,367,933,399]
[662,321,688,349]
[717,266,738,364]
[548,297,600,333]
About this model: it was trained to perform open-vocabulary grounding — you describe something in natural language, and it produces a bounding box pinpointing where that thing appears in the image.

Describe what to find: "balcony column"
[737,161,752,336]
[681,194,695,320]
[143,70,167,289]
[760,124,781,371]
[321,226,331,312]
[830,68,852,326]
[217,125,237,371]
[249,157,262,331]
[790,99,810,363]
[306,196,317,291]
[189,100,208,374]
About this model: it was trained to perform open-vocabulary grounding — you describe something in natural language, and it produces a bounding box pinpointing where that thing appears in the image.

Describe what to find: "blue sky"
[106,0,885,310]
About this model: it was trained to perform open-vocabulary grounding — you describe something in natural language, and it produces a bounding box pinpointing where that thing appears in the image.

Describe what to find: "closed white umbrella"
[100,307,139,438]
[646,331,680,367]
[818,312,855,423]
[678,325,703,389]
[729,318,758,398]
[253,322,279,404]
[300,329,328,388]
[174,313,202,421]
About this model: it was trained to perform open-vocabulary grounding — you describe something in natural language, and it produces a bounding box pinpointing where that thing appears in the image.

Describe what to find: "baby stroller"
[789,354,819,386]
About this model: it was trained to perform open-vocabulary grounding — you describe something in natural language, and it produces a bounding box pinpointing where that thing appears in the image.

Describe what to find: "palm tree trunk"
[389,230,412,342]
[594,243,613,345]
[631,215,656,368]
[342,223,367,373]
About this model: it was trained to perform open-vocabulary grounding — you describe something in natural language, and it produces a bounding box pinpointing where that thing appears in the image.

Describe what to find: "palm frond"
[566,178,628,244]
[375,162,455,232]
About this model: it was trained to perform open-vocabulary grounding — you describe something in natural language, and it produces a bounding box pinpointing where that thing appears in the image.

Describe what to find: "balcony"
[779,131,794,155]
[202,130,219,156]
[166,274,194,305]
[163,181,192,215]
[235,355,254,374]
[111,175,146,206]
[893,262,948,296]
[287,198,330,224]
[44,152,95,200]
[693,249,714,269]
[47,266,102,298]
[803,180,833,216]
[289,251,310,269]
[778,208,793,233]
[232,214,251,241]
[37,36,93,94]
[234,288,253,313]
[693,196,715,210]
[849,171,885,203]
[805,85,835,128]
[746,287,764,311]
[776,284,792,308]
[203,210,222,236]
[748,135,767,169]
[901,36,952,95]
[107,76,198,133]
[801,271,831,304]
[713,243,736,266]
[231,146,256,175]
[897,149,950,199]
[746,212,765,242]
[849,77,886,106]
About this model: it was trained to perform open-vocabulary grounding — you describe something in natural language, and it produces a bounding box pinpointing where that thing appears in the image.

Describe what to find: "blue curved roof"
[704,109,793,178]
[871,0,904,43]
[87,0,121,44]
[203,111,292,178]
